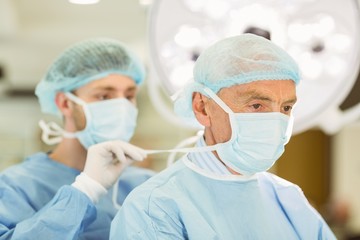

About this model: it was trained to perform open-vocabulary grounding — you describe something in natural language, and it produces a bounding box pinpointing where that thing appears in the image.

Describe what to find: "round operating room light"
[147,0,360,135]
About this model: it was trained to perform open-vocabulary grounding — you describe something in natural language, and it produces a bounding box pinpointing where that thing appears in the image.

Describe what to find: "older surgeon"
[109,34,336,239]
[0,38,153,239]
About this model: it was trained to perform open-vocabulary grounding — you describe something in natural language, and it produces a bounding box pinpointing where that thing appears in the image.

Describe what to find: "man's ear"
[55,92,72,116]
[192,92,211,127]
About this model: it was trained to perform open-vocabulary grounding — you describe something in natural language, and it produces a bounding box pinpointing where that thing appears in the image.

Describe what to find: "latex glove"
[72,140,147,203]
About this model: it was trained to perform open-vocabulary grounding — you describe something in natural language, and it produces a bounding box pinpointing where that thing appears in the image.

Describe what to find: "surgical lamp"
[147,0,360,135]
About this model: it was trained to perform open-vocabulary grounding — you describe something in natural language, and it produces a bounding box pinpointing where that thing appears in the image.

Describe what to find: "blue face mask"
[63,92,138,149]
[203,87,294,176]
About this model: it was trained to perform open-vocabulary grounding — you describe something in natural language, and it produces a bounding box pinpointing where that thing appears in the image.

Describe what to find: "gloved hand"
[72,140,147,203]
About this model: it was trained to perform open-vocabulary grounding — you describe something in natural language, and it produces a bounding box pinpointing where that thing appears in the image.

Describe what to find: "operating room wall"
[1,0,360,236]
[331,72,360,234]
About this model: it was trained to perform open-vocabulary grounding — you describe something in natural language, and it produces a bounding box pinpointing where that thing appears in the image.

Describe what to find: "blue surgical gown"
[110,155,336,240]
[0,152,154,240]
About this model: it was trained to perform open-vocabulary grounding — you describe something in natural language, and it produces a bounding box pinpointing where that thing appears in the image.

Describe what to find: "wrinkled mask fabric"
[64,92,138,149]
[203,87,294,175]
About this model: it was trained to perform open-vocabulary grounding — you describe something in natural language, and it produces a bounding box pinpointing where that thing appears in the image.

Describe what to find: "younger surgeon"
[0,38,153,240]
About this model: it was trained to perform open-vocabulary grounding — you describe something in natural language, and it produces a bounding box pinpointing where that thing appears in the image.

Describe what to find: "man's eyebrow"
[236,90,297,104]
[92,86,117,91]
[125,86,137,93]
[91,85,137,92]
[283,97,297,105]
[238,91,272,102]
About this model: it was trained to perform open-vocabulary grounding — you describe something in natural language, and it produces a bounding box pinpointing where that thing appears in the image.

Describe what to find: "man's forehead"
[217,80,297,102]
[88,75,136,87]
[223,80,295,91]
[73,75,137,94]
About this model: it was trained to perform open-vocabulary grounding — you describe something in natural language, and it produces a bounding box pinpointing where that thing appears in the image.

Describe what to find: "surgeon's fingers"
[120,142,147,162]
[105,141,147,163]
[97,141,127,163]
[123,143,147,161]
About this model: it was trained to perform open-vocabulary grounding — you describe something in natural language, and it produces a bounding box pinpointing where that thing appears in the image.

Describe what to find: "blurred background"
[1,0,360,239]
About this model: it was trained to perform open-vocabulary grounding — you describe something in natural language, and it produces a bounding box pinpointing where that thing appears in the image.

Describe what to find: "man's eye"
[284,106,292,112]
[252,104,261,109]
[97,95,109,100]
[126,95,135,101]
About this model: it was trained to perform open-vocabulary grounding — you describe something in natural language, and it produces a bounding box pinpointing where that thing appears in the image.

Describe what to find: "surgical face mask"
[39,92,138,149]
[202,87,294,175]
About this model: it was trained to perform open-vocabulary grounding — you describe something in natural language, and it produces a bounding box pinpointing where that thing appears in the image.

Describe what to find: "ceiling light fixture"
[68,0,100,5]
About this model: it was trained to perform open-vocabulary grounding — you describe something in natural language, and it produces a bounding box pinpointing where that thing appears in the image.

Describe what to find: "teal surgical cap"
[174,33,300,121]
[35,38,145,115]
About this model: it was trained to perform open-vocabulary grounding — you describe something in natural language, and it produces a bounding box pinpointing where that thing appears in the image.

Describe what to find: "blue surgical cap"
[35,38,146,115]
[174,33,300,121]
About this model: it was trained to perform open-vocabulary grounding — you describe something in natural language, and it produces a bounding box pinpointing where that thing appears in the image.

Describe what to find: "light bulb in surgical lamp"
[174,26,201,48]
[326,34,352,53]
[203,0,230,19]
[288,23,313,43]
[326,57,346,77]
[314,15,335,37]
[183,0,207,12]
[300,58,323,80]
